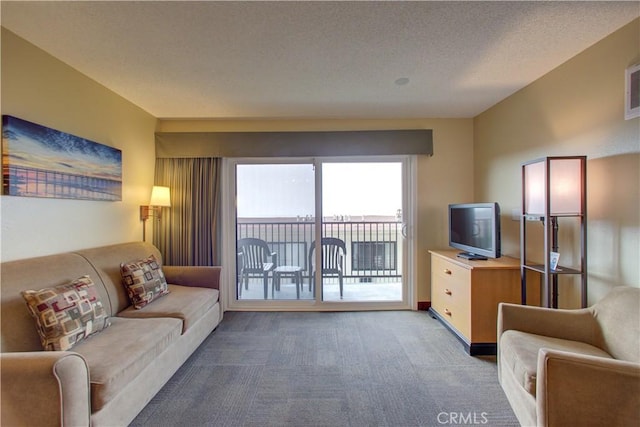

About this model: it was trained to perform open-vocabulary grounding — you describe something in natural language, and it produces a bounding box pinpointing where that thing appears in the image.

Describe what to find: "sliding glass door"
[320,162,403,302]
[235,162,316,301]
[227,156,412,310]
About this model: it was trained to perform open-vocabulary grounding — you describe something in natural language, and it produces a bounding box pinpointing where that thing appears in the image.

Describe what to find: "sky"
[236,162,402,218]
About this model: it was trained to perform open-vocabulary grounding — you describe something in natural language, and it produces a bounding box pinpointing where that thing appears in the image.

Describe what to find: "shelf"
[522,264,582,275]
[523,213,584,218]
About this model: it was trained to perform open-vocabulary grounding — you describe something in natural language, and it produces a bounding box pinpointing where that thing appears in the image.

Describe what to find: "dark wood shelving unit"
[520,156,587,308]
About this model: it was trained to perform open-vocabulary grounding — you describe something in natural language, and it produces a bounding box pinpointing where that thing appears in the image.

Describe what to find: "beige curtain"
[153,158,221,266]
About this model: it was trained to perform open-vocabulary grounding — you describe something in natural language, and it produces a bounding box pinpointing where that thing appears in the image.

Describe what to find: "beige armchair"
[497,286,640,427]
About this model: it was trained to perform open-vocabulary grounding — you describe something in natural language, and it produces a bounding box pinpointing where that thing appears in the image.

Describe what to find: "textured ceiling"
[1,1,639,119]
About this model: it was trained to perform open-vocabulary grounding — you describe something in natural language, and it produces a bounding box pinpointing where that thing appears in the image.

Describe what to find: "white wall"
[1,29,157,261]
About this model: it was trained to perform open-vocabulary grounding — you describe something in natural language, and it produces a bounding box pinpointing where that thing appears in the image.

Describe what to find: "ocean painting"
[2,115,122,201]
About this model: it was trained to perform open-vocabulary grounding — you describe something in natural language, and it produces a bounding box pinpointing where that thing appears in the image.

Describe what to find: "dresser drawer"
[431,257,470,304]
[433,297,470,338]
[432,256,470,285]
[431,256,471,338]
[431,277,469,314]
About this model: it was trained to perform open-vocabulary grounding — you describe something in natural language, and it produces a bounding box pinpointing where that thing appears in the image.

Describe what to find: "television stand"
[457,252,488,261]
[429,250,529,355]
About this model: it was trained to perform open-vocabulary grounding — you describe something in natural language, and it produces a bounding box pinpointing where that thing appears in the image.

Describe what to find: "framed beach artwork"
[1,115,122,201]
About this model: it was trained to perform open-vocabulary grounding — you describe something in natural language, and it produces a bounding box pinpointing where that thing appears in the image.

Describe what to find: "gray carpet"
[131,311,519,426]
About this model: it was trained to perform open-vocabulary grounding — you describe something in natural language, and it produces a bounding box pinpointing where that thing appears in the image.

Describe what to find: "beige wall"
[0,27,474,304]
[1,29,158,261]
[158,118,474,304]
[474,19,640,306]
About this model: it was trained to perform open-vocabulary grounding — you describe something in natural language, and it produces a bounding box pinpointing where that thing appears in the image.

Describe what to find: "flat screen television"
[448,202,501,260]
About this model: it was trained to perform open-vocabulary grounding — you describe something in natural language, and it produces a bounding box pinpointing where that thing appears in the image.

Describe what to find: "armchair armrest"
[498,302,598,345]
[1,351,90,427]
[536,348,640,427]
[163,265,222,289]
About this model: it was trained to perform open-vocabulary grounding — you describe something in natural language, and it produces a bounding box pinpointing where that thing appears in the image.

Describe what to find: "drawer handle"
[444,289,452,296]
[444,308,452,316]
[443,269,452,275]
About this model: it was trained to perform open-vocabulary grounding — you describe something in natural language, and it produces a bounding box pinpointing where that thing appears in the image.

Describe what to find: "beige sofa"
[497,286,640,427]
[0,241,223,426]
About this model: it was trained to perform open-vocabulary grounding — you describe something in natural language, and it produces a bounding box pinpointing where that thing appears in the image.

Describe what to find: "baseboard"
[417,301,431,310]
[429,307,497,356]
[467,343,497,356]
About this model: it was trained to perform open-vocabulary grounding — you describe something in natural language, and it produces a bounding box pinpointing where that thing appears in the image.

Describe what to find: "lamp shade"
[149,186,171,207]
[524,161,546,215]
[523,157,585,216]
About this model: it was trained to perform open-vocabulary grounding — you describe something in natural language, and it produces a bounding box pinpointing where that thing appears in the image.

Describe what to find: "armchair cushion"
[500,330,612,396]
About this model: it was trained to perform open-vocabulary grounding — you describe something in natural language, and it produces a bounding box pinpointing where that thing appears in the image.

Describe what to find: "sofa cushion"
[500,330,613,397]
[21,275,110,351]
[72,316,182,412]
[118,285,219,333]
[120,255,170,309]
[76,241,163,316]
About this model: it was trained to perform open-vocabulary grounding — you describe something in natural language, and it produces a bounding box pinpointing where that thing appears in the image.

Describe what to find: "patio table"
[273,265,304,299]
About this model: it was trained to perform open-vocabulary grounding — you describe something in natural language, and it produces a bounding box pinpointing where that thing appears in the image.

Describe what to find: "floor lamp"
[140,186,171,242]
[521,156,587,308]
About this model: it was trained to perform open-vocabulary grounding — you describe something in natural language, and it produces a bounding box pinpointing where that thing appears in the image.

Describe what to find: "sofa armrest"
[536,348,640,427]
[163,265,222,290]
[498,302,598,345]
[1,351,91,427]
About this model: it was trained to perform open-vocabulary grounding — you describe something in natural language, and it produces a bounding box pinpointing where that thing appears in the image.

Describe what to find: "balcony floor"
[237,278,402,302]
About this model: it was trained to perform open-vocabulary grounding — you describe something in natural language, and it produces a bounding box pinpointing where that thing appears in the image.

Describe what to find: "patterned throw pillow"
[120,255,170,309]
[22,275,111,351]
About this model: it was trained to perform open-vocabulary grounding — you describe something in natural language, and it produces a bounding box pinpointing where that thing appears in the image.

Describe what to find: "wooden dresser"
[429,250,522,355]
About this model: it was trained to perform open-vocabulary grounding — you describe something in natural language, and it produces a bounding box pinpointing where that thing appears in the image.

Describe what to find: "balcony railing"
[237,218,403,282]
